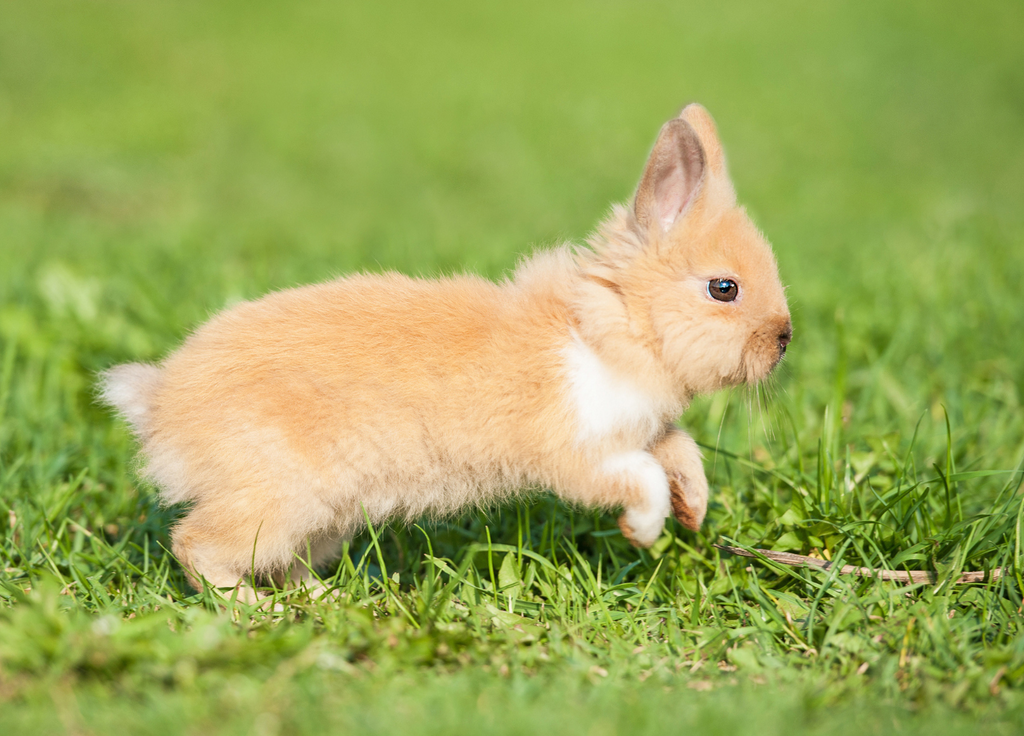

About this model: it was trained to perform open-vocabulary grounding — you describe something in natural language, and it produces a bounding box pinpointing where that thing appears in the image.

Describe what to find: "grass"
[2,0,1024,732]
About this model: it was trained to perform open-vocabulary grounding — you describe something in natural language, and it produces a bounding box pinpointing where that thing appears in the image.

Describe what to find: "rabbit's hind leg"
[170,519,260,602]
[170,496,332,602]
[270,531,347,598]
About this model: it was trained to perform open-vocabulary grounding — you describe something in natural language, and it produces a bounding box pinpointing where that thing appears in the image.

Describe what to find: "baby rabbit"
[102,104,791,596]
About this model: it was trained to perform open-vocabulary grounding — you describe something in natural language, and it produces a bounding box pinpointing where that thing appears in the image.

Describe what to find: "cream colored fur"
[100,104,791,595]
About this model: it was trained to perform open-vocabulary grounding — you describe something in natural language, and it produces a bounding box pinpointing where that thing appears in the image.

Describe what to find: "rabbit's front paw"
[602,451,671,548]
[649,428,708,532]
[618,506,667,548]
[667,470,708,531]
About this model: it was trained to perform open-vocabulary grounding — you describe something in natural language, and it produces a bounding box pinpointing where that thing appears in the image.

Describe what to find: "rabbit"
[101,103,791,598]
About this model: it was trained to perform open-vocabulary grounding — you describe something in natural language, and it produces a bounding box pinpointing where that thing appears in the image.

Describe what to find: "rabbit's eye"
[708,278,738,302]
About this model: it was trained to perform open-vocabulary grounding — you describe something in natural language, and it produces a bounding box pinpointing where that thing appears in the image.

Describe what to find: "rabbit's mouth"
[742,317,793,383]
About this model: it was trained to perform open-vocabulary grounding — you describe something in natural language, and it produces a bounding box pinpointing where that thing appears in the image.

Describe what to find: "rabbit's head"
[581,104,791,398]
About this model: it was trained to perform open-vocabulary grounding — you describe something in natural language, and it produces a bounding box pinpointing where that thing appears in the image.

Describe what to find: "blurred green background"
[2,0,1022,458]
[2,0,1024,732]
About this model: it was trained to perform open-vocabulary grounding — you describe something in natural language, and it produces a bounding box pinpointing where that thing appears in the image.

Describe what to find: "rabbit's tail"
[99,362,163,436]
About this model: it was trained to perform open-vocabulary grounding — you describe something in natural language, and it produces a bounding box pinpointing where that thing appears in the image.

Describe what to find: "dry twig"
[714,544,1004,584]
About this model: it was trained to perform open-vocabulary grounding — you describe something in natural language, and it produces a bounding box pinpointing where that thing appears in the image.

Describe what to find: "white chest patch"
[561,333,660,444]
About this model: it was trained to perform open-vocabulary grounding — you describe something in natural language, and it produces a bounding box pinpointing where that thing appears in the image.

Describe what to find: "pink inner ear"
[634,118,707,233]
[653,134,704,232]
[654,165,694,231]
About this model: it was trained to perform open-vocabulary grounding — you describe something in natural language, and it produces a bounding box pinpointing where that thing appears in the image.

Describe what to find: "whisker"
[711,388,734,485]
[745,385,755,467]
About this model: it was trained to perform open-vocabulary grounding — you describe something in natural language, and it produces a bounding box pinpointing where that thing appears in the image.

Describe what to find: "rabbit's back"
[137,271,574,520]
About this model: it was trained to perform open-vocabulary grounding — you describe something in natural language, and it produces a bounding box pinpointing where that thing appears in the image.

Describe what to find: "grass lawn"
[2,0,1024,732]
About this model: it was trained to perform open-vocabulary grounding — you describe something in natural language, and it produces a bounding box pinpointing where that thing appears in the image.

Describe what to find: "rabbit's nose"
[778,325,793,355]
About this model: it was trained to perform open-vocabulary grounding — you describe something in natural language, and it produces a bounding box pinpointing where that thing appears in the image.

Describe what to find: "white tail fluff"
[99,363,162,435]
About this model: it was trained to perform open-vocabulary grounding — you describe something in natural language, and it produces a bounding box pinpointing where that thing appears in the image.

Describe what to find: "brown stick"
[714,544,1005,584]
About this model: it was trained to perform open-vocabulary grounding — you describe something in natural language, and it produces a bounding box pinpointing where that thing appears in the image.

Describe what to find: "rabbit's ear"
[633,118,706,234]
[679,103,726,175]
